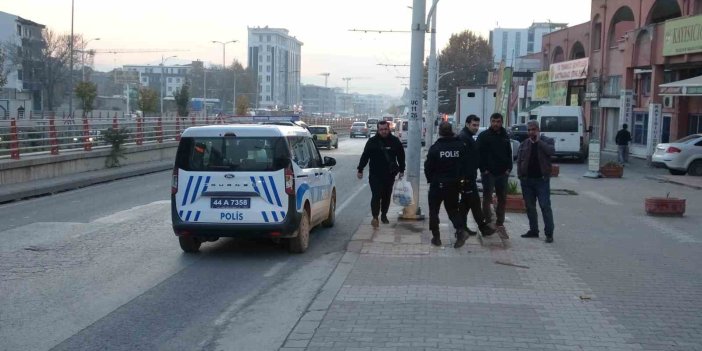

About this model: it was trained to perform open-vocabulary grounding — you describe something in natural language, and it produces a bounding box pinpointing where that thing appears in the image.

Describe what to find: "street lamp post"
[212,40,238,113]
[160,55,177,116]
[78,37,100,82]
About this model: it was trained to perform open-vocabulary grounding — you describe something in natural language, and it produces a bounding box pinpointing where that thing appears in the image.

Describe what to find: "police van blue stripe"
[259,176,274,204]
[185,211,192,221]
[179,210,183,218]
[194,211,201,222]
[181,176,194,206]
[271,211,279,222]
[250,176,260,195]
[268,176,283,207]
[202,176,211,194]
[280,211,286,219]
[261,211,269,223]
[190,176,203,204]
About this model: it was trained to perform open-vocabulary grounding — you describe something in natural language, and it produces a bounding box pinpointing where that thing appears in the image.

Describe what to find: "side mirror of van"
[312,134,318,140]
[323,156,336,167]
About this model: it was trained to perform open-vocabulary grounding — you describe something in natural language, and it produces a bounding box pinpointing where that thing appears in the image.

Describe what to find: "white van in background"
[532,105,588,161]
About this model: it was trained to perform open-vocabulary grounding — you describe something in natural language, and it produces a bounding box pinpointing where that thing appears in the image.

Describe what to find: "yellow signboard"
[664,15,702,56]
[534,71,550,101]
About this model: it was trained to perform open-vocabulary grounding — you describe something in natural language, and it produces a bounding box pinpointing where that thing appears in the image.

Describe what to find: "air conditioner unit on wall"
[663,96,674,108]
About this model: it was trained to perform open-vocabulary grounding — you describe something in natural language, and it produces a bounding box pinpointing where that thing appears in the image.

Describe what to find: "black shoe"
[380,215,389,224]
[521,230,539,238]
[545,236,554,243]
[466,228,478,236]
[454,231,467,248]
[480,225,496,237]
[431,237,442,246]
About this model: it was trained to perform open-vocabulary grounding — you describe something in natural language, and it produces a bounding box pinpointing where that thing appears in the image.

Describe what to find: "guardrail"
[0,114,358,160]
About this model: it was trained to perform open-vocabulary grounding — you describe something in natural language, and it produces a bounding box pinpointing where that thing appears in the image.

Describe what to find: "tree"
[137,87,159,116]
[236,94,249,115]
[75,81,97,115]
[173,84,190,117]
[435,30,493,114]
[0,50,7,88]
[188,59,256,113]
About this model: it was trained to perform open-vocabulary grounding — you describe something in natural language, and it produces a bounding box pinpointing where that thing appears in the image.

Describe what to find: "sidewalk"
[0,160,173,203]
[280,179,642,351]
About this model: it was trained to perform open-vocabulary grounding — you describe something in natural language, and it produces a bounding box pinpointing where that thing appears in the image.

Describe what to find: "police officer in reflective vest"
[424,122,469,248]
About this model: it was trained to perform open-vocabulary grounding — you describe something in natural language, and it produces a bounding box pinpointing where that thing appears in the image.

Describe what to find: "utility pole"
[212,40,237,113]
[402,0,429,220]
[203,64,207,117]
[426,1,438,147]
[319,72,330,123]
[160,55,177,116]
[69,0,74,117]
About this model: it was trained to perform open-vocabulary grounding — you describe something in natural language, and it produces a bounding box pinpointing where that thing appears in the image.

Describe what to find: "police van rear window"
[175,137,290,172]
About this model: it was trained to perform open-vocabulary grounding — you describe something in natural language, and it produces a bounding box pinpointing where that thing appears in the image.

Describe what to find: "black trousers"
[459,180,487,230]
[369,175,395,218]
[482,173,508,226]
[428,181,462,236]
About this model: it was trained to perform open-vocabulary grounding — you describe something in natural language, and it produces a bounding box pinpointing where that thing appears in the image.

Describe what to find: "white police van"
[171,124,337,253]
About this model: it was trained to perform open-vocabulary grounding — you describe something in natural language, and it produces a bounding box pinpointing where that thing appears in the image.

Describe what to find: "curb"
[645,175,702,190]
[0,161,173,203]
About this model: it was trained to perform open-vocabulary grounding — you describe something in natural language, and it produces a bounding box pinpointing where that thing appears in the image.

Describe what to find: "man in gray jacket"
[516,120,556,243]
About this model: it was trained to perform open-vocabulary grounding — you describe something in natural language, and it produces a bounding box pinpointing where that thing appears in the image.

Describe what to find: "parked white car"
[651,133,702,176]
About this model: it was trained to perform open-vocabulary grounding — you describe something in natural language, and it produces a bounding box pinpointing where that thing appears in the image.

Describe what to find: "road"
[0,135,373,351]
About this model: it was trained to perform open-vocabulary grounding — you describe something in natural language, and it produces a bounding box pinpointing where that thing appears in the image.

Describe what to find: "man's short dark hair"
[377,121,389,128]
[490,113,503,121]
[466,114,480,124]
[438,122,454,137]
[622,123,628,129]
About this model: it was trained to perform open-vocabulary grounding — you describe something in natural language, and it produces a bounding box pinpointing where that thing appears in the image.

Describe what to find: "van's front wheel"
[288,209,310,253]
[322,192,336,227]
[179,236,201,253]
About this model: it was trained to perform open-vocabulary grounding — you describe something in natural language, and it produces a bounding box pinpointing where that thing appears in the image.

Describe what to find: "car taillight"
[666,146,682,153]
[171,166,178,194]
[363,127,368,131]
[285,166,294,195]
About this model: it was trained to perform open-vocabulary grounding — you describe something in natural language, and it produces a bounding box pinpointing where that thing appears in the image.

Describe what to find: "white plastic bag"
[392,179,414,207]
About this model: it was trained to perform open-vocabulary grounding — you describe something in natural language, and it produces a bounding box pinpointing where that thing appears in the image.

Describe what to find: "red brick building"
[540,0,702,157]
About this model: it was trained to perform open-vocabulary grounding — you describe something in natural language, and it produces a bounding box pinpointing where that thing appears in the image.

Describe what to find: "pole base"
[398,206,425,221]
[583,170,601,179]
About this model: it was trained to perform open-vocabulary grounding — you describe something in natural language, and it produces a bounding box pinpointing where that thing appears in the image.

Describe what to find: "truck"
[455,86,496,128]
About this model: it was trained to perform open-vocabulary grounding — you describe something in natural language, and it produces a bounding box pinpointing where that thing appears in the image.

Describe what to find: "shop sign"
[549,58,589,82]
[533,71,550,101]
[648,103,662,156]
[663,15,702,56]
[620,90,634,127]
[550,81,568,106]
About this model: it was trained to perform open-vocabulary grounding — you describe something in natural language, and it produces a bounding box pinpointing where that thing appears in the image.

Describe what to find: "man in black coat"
[615,123,632,165]
[357,121,406,228]
[458,115,495,237]
[425,122,469,248]
[477,113,513,230]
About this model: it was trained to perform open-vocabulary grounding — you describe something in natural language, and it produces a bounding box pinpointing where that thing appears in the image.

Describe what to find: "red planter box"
[551,164,560,177]
[645,197,686,216]
[600,166,623,178]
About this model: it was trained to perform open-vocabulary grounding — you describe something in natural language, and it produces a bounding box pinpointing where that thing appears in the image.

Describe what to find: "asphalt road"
[0,136,375,351]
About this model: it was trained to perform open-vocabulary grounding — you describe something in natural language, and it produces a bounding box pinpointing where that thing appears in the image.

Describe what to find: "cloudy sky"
[4,0,591,96]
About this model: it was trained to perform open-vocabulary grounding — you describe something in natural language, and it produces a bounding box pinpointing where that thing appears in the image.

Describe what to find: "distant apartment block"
[248,26,303,109]
[122,63,192,98]
[490,22,567,67]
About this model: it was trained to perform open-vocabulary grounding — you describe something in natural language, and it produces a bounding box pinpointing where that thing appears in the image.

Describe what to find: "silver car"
[651,133,702,176]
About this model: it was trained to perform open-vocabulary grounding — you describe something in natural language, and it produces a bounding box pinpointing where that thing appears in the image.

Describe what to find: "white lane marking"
[336,183,368,214]
[641,217,700,244]
[92,200,170,223]
[263,261,288,278]
[582,191,621,206]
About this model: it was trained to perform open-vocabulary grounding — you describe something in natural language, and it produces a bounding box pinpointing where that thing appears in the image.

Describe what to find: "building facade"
[540,0,702,159]
[301,84,336,115]
[490,22,567,67]
[0,11,45,117]
[247,27,303,110]
[123,63,191,98]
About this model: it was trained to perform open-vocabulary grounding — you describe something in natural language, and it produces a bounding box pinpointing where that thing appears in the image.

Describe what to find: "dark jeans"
[428,181,462,235]
[369,175,395,218]
[459,180,487,230]
[520,177,554,237]
[481,173,508,226]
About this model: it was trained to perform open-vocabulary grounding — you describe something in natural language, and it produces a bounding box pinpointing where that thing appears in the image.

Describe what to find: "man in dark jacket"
[615,123,632,165]
[517,120,556,243]
[357,121,406,227]
[477,113,513,229]
[425,122,468,248]
[457,115,495,237]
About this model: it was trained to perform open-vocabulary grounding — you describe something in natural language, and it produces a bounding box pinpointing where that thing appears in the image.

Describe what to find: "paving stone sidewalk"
[280,178,647,351]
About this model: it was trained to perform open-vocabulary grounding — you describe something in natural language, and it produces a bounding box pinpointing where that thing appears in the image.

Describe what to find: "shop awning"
[659,75,702,96]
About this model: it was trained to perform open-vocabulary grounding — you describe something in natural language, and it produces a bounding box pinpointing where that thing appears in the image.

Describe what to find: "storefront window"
[690,115,702,134]
[633,112,649,145]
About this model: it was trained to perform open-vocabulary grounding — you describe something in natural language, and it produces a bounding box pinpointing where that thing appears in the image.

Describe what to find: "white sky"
[4,0,591,96]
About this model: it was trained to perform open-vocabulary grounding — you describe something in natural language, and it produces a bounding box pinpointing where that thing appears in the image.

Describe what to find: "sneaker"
[521,230,539,238]
[545,236,554,243]
[380,215,390,224]
[431,237,442,247]
[479,225,496,237]
[371,217,379,228]
[454,231,467,248]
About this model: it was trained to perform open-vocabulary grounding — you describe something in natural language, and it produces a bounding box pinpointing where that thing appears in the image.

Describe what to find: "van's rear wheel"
[179,236,201,253]
[322,192,336,227]
[288,209,310,253]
